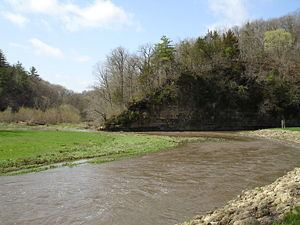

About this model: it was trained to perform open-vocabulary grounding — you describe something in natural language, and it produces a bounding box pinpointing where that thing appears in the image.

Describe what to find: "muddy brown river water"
[1,132,300,225]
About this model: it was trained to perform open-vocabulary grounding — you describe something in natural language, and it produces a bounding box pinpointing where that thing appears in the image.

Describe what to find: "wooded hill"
[99,11,300,130]
[0,52,87,124]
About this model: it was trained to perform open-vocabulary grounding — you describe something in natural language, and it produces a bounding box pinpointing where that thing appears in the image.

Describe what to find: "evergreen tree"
[29,66,39,77]
[0,50,8,68]
[154,35,176,81]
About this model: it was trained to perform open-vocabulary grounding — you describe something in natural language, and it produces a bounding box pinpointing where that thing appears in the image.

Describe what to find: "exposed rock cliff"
[105,75,300,131]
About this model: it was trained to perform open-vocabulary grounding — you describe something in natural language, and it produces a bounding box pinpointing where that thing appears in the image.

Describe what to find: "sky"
[0,0,299,92]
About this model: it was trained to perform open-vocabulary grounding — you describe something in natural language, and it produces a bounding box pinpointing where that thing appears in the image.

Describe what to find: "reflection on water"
[0,133,299,225]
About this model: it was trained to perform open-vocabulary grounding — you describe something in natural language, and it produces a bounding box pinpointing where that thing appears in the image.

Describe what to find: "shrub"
[0,104,81,124]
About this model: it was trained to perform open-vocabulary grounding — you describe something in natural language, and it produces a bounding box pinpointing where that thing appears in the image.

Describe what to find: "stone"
[179,167,300,225]
[233,217,259,225]
[258,216,274,225]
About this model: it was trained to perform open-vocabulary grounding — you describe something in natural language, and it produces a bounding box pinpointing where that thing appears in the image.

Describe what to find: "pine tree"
[0,50,8,67]
[29,66,39,77]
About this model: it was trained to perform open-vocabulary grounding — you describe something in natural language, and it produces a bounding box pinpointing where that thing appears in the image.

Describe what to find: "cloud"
[208,0,249,30]
[5,0,135,31]
[2,12,28,27]
[74,55,92,63]
[4,0,61,14]
[62,0,133,31]
[29,38,64,58]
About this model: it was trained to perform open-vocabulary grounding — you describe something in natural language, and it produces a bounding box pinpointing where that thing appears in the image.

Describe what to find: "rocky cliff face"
[105,74,300,131]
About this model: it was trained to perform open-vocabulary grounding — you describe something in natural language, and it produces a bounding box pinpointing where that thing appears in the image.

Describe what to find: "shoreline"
[180,129,300,225]
[180,168,300,225]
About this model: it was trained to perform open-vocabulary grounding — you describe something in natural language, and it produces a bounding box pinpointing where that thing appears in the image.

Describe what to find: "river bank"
[180,129,300,225]
[245,129,300,145]
[181,168,300,225]
[1,130,300,225]
[0,128,200,175]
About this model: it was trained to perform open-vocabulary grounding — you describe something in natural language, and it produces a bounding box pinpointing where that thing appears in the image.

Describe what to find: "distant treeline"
[0,52,88,124]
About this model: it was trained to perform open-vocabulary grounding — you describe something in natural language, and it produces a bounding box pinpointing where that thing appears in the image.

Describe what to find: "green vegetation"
[0,53,87,119]
[0,129,191,175]
[273,127,300,132]
[264,29,293,53]
[0,105,81,125]
[272,207,300,225]
[99,12,300,130]
[283,127,300,132]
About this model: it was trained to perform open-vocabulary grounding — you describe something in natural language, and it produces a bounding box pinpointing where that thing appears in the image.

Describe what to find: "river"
[1,132,300,225]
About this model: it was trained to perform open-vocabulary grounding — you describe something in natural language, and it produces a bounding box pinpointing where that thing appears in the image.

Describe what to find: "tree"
[154,36,176,82]
[94,62,113,108]
[137,44,156,93]
[107,47,129,107]
[175,39,195,73]
[222,29,240,59]
[29,66,39,77]
[0,50,8,68]
[264,29,293,54]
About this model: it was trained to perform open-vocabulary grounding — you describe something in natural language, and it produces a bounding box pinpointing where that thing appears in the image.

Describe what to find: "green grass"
[273,127,300,132]
[0,129,194,175]
[283,127,300,132]
[272,207,300,225]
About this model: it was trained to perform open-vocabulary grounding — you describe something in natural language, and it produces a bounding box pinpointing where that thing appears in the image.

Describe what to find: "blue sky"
[0,0,299,92]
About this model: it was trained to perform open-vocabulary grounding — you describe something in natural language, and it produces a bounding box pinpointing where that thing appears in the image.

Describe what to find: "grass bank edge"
[272,206,300,225]
[0,129,206,175]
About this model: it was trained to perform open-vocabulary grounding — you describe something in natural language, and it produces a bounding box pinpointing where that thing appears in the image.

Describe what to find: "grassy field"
[0,128,194,175]
[281,127,300,132]
[269,127,300,132]
[272,207,300,225]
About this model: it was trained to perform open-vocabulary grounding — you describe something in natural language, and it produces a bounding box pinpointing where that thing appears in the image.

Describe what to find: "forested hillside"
[0,51,87,124]
[92,11,300,130]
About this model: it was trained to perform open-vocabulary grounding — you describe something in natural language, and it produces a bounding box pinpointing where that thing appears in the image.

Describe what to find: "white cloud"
[29,38,64,58]
[74,55,92,63]
[4,0,61,14]
[63,0,132,31]
[2,11,28,27]
[5,0,134,31]
[208,0,249,30]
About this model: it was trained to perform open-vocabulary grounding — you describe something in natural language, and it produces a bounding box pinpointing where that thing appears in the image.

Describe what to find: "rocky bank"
[180,129,300,225]
[180,168,300,225]
[246,129,300,145]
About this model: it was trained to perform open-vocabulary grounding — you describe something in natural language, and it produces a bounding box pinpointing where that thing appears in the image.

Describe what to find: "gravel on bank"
[245,129,300,145]
[180,129,300,225]
[180,168,300,225]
